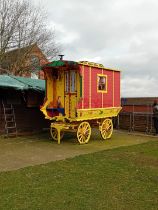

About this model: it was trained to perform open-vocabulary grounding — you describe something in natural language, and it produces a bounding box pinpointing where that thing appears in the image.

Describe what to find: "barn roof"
[0,75,45,91]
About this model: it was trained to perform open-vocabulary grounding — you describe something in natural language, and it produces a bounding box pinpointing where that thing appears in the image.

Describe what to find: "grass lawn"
[0,140,158,210]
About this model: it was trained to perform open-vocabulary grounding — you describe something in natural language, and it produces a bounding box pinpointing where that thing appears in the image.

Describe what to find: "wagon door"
[65,70,77,118]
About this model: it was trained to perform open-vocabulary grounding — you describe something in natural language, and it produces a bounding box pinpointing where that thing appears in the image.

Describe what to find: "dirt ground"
[0,129,156,172]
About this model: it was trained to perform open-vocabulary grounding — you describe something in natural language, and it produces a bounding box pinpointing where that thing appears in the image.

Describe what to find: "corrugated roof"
[0,75,45,91]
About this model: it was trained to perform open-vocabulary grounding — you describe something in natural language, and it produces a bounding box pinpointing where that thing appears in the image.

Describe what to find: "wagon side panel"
[83,66,90,109]
[102,70,113,108]
[91,67,102,108]
[114,71,121,107]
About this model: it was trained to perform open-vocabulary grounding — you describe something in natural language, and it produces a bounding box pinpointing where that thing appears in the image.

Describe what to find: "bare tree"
[0,0,60,74]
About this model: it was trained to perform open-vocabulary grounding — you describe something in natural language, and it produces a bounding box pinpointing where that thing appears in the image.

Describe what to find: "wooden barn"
[0,75,49,136]
[118,97,157,133]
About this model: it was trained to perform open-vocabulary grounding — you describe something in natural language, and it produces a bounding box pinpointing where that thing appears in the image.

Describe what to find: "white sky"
[34,0,158,97]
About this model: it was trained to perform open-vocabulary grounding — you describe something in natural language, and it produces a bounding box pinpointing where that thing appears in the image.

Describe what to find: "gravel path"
[0,130,155,172]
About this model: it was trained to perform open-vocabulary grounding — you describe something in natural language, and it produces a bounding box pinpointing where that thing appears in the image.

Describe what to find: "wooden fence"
[116,109,154,134]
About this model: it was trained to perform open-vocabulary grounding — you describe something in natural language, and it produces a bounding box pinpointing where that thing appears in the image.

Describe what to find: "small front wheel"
[100,118,113,140]
[77,122,91,144]
[50,127,64,141]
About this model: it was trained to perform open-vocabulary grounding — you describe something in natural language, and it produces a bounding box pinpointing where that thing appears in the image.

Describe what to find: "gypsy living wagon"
[40,59,121,144]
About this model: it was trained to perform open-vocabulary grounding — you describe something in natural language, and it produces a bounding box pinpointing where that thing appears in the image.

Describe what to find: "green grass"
[0,140,158,210]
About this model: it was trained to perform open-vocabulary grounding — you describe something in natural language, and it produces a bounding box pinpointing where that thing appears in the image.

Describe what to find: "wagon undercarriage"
[50,118,114,144]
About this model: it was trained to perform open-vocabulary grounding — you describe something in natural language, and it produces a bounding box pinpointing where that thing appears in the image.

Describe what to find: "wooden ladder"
[2,101,17,137]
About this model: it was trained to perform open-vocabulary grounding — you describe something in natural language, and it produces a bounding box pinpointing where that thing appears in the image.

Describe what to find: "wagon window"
[97,75,107,92]
[70,71,76,92]
[65,71,69,92]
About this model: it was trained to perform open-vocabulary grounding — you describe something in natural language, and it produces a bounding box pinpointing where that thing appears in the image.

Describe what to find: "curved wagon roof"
[42,60,120,72]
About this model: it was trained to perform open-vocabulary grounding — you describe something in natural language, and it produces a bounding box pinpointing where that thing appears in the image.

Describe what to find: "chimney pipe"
[58,55,64,60]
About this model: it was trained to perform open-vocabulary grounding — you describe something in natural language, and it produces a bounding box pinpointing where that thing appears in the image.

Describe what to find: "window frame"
[31,55,40,66]
[70,71,77,93]
[65,71,69,93]
[97,74,107,93]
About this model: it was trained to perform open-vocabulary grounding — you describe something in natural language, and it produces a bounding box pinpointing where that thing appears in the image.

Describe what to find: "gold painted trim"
[82,65,84,109]
[120,71,121,106]
[102,69,103,108]
[113,71,115,107]
[76,107,122,122]
[89,67,92,109]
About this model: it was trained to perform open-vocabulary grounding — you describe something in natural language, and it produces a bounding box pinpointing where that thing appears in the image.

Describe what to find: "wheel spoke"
[78,133,83,138]
[79,136,83,142]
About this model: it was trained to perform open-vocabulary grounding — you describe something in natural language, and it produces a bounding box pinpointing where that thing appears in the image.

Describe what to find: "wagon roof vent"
[58,54,64,60]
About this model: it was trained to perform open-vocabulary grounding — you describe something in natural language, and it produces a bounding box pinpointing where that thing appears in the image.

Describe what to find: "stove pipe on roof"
[58,55,64,60]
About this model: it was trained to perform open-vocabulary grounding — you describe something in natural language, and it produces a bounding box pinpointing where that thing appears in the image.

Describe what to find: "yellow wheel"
[77,122,91,144]
[50,127,64,141]
[100,118,113,140]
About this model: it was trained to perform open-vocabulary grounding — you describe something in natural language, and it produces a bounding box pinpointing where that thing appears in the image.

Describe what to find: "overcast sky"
[34,0,158,97]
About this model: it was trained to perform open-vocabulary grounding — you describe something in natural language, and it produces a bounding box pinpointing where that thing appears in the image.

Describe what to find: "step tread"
[6,121,14,123]
[7,126,16,129]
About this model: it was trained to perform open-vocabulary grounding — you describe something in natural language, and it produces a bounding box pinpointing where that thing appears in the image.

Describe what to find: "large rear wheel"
[100,118,113,140]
